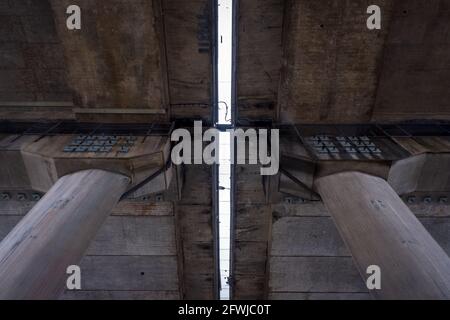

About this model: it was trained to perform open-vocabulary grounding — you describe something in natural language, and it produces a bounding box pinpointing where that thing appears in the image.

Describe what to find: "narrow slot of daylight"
[217,0,232,300]
[218,0,232,126]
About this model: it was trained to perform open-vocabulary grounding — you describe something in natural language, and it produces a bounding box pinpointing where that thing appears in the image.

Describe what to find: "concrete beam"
[315,171,450,299]
[0,169,130,299]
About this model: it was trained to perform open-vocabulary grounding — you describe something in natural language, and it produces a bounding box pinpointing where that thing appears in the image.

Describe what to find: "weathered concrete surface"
[373,1,450,121]
[176,164,215,299]
[0,0,214,122]
[277,0,394,123]
[49,0,169,113]
[267,200,450,300]
[238,0,450,124]
[236,0,284,122]
[0,170,130,299]
[164,0,213,121]
[232,164,271,300]
[0,0,72,103]
[0,165,215,300]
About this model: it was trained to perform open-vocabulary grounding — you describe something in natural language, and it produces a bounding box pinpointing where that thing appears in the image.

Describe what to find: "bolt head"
[17,193,27,201]
[284,197,293,204]
[439,197,448,204]
[423,196,432,204]
[0,192,11,201]
[31,193,41,201]
[406,196,416,204]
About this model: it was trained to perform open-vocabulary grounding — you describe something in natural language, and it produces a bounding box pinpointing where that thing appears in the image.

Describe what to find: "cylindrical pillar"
[315,171,450,299]
[0,169,130,299]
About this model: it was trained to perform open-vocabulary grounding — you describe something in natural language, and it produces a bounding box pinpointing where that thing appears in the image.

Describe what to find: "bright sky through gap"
[218,0,232,125]
[218,0,232,300]
[218,131,231,300]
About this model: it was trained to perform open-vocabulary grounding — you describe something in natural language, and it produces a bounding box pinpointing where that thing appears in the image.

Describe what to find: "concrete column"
[0,169,130,299]
[315,171,450,299]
